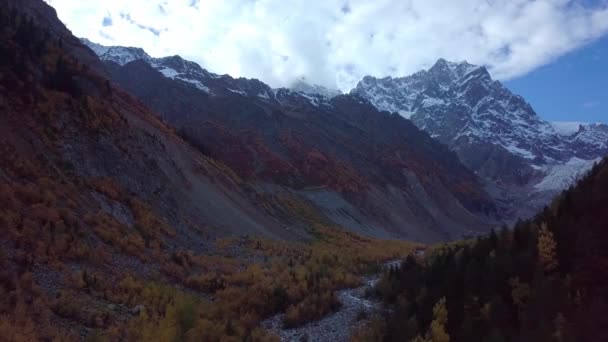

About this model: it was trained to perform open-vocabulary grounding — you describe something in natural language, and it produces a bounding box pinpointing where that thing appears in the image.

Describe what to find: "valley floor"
[262,260,401,342]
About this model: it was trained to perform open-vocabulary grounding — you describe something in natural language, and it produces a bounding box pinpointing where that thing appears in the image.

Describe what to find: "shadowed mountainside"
[84,41,499,241]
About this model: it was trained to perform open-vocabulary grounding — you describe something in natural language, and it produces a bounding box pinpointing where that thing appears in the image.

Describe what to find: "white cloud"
[45,0,608,91]
[583,100,600,108]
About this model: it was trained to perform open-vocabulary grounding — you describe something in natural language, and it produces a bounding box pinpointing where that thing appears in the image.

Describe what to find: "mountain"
[1,0,328,338]
[82,40,498,242]
[80,40,344,100]
[3,1,605,340]
[551,121,589,136]
[0,1,319,247]
[290,79,343,98]
[0,1,500,338]
[563,122,608,158]
[352,59,608,218]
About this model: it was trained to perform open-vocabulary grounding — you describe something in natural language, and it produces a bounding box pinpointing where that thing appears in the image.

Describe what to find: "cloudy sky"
[45,0,608,122]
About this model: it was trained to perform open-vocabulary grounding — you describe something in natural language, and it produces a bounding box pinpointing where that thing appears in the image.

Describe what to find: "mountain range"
[81,40,608,221]
[80,38,497,242]
[2,0,607,339]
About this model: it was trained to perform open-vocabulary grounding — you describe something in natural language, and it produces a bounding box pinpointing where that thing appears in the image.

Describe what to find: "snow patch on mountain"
[567,123,608,150]
[505,144,537,160]
[157,66,179,78]
[180,78,210,93]
[257,92,271,100]
[398,110,415,119]
[298,92,321,107]
[535,157,600,191]
[150,64,210,93]
[552,121,586,136]
[82,38,152,66]
[290,80,342,99]
[81,38,109,56]
[227,88,247,95]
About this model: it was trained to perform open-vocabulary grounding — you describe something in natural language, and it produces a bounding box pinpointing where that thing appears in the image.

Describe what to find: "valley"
[0,0,606,341]
[262,259,403,341]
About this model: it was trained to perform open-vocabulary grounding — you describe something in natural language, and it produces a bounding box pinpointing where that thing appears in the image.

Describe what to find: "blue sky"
[505,35,608,124]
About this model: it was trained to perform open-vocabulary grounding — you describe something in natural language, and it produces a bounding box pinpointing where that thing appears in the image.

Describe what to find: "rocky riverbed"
[261,260,401,342]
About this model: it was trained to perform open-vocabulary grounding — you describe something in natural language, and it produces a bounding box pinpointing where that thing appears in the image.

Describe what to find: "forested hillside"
[0,1,419,340]
[356,158,608,341]
[2,0,606,341]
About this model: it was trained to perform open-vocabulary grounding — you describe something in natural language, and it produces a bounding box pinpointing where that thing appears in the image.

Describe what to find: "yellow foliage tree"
[537,222,558,272]
[509,277,531,317]
[426,297,450,342]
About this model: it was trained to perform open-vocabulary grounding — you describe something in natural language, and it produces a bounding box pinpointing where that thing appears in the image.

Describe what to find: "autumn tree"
[427,297,450,342]
[537,222,558,272]
[509,277,530,315]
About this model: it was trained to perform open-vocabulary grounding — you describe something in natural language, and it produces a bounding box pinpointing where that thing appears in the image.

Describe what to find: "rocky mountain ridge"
[352,58,607,217]
[81,38,345,107]
[82,40,608,220]
[290,79,343,99]
[82,39,498,241]
[80,44,608,179]
[354,58,607,163]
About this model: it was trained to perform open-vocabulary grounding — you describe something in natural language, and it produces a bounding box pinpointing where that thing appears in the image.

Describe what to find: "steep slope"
[353,59,607,218]
[0,10,294,245]
[83,40,499,242]
[364,156,608,341]
[0,2,482,338]
[0,0,357,339]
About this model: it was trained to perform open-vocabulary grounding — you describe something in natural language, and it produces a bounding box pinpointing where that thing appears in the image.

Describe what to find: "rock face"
[352,59,608,218]
[81,40,499,241]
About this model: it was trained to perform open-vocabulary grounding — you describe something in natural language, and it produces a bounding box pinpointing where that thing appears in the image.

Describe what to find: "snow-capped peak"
[352,58,608,201]
[84,38,324,104]
[428,58,487,81]
[290,79,343,99]
[80,38,109,56]
[81,38,151,66]
[81,38,220,94]
[351,58,607,164]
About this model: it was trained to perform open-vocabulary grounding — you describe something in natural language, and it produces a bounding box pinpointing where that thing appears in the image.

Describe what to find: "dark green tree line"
[371,158,608,342]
